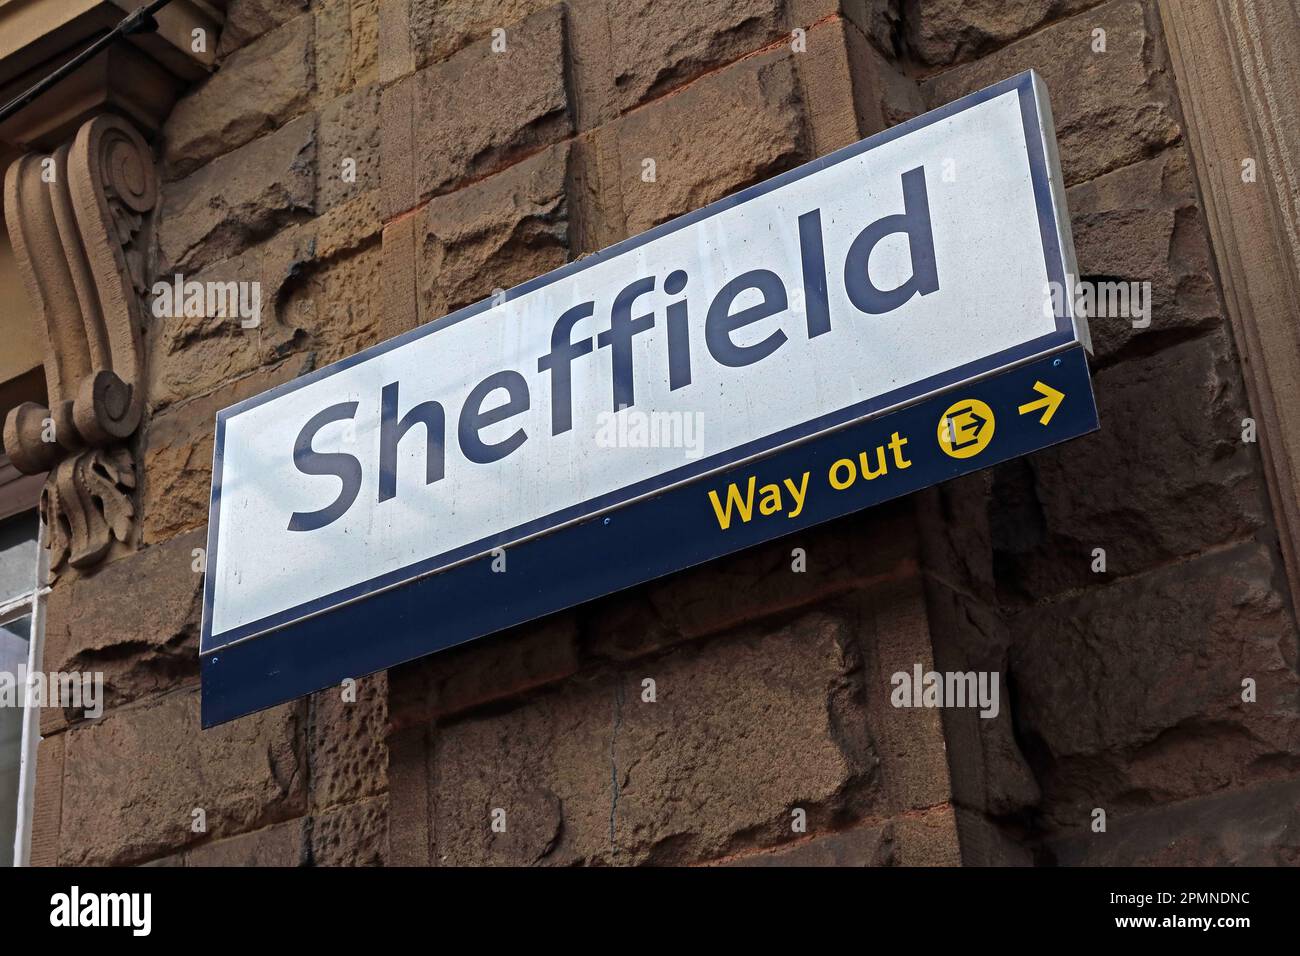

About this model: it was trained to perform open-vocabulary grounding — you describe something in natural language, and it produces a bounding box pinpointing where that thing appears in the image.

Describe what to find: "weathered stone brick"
[891,804,963,865]
[389,612,579,727]
[835,0,905,58]
[218,0,309,57]
[426,612,880,865]
[1048,775,1300,865]
[379,0,414,82]
[725,804,977,865]
[916,475,997,598]
[165,14,315,179]
[609,50,806,236]
[159,113,317,273]
[722,821,894,866]
[411,5,571,202]
[923,577,1040,818]
[312,189,386,260]
[992,329,1270,597]
[1009,541,1300,826]
[416,141,570,322]
[311,672,388,809]
[27,732,64,867]
[311,796,389,865]
[905,0,1101,67]
[378,60,416,218]
[146,245,303,413]
[856,574,956,814]
[1067,147,1220,360]
[140,358,312,543]
[952,806,1036,865]
[605,0,785,111]
[803,15,922,149]
[282,239,386,366]
[183,819,306,866]
[921,0,1179,186]
[380,215,418,338]
[316,0,380,98]
[318,84,380,212]
[41,529,206,733]
[149,191,384,413]
[60,691,306,865]
[409,0,557,68]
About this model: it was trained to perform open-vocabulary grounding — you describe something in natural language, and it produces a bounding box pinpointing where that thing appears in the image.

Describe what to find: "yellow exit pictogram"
[937,399,995,459]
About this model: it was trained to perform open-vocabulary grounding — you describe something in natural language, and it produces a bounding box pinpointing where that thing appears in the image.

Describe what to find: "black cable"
[0,0,178,126]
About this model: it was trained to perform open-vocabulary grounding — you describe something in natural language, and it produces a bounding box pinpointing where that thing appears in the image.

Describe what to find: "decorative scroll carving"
[2,114,155,575]
[43,447,136,571]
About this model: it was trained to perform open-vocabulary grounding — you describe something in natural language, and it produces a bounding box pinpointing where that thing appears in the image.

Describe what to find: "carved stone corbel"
[2,114,155,575]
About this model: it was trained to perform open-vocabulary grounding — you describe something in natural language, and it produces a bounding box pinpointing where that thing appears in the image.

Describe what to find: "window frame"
[0,457,45,867]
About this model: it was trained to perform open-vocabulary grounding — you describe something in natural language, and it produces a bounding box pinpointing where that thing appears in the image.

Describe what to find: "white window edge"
[9,514,45,867]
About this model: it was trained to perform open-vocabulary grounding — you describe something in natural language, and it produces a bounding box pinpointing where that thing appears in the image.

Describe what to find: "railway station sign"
[201,70,1097,726]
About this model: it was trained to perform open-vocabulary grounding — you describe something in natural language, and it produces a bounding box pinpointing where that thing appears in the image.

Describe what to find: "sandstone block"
[584,500,918,661]
[146,244,306,413]
[149,189,385,414]
[723,821,894,866]
[316,0,380,98]
[1066,147,1220,359]
[906,0,1100,67]
[409,0,557,68]
[165,14,314,178]
[159,113,317,273]
[424,612,880,865]
[388,612,579,727]
[183,819,306,866]
[311,672,388,810]
[60,691,305,865]
[412,5,571,202]
[311,796,389,866]
[218,0,309,57]
[41,528,207,733]
[605,0,785,111]
[1010,541,1300,825]
[921,0,1179,186]
[281,239,386,367]
[1048,775,1300,865]
[318,83,381,212]
[610,51,805,235]
[416,141,570,322]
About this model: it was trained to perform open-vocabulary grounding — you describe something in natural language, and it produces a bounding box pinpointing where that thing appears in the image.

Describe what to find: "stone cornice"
[0,0,225,150]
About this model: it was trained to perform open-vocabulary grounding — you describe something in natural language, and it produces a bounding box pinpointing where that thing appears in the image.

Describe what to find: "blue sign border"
[201,69,1074,664]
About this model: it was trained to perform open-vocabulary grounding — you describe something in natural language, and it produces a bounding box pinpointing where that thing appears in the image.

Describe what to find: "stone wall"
[918,0,1300,863]
[27,0,1300,866]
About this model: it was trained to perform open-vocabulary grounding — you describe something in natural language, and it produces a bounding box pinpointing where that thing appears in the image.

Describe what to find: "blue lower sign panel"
[202,70,1096,725]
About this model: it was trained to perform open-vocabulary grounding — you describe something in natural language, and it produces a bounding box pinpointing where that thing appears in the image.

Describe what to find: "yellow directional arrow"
[1018,381,1064,425]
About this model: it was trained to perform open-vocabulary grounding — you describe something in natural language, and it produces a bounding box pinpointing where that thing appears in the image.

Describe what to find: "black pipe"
[0,0,178,126]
